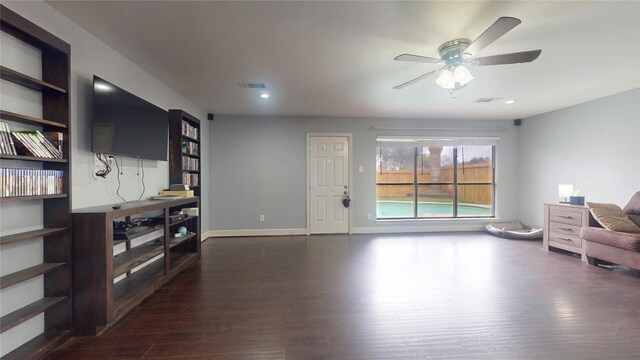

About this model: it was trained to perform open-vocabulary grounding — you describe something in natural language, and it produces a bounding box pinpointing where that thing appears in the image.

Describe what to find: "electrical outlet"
[367,213,373,220]
[94,154,114,167]
[259,215,265,222]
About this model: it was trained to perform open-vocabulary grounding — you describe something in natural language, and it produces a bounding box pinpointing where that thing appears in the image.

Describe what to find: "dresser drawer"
[549,230,582,248]
[549,222,581,236]
[549,207,583,226]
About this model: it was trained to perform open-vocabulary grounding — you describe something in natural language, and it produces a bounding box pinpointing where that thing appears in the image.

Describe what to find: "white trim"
[352,224,484,234]
[306,133,353,235]
[204,228,307,238]
[370,126,508,132]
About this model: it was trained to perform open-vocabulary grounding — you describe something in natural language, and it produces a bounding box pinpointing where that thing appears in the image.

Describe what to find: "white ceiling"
[47,1,640,120]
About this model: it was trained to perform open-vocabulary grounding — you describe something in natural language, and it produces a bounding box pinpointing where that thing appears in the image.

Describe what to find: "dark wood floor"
[46,233,640,359]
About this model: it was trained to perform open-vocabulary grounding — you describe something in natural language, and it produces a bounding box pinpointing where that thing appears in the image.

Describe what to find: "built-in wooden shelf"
[0,110,67,129]
[0,297,66,333]
[0,5,72,358]
[169,110,201,197]
[113,240,164,278]
[112,257,164,320]
[182,134,199,143]
[73,197,200,336]
[112,223,164,245]
[1,330,71,360]
[169,252,199,271]
[168,215,197,227]
[0,154,67,163]
[0,194,67,202]
[0,66,67,94]
[0,228,67,246]
[169,232,196,249]
[0,263,65,290]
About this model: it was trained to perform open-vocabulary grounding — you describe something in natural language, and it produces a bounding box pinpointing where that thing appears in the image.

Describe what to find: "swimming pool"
[376,201,491,218]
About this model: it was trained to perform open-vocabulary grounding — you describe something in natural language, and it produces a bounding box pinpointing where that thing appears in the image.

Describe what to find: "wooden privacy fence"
[376,163,492,204]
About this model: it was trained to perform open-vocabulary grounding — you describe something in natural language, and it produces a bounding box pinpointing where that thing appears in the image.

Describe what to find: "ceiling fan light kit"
[394,16,541,92]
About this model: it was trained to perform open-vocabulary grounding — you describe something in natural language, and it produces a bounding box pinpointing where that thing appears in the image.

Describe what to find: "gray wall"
[210,116,520,233]
[518,88,640,227]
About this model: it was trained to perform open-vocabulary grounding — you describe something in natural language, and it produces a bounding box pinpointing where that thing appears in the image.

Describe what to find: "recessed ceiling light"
[505,99,516,104]
[260,93,269,99]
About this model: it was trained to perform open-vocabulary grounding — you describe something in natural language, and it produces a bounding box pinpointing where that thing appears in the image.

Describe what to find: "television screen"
[92,75,168,161]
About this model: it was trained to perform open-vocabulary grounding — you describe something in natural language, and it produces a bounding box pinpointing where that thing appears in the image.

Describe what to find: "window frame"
[376,137,496,220]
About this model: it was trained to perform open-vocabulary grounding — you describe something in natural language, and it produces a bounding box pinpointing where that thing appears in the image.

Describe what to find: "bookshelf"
[72,198,200,335]
[168,110,201,192]
[0,5,72,360]
[168,110,201,229]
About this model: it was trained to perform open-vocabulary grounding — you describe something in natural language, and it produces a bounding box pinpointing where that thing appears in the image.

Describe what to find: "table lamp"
[558,184,573,204]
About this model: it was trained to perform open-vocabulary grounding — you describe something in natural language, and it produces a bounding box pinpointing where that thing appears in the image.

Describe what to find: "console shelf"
[113,238,164,277]
[113,223,164,245]
[72,197,200,336]
[169,215,196,227]
[169,232,196,249]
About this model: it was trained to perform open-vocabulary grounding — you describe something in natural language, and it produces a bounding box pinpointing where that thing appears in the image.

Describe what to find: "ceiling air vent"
[237,82,266,89]
[474,97,502,103]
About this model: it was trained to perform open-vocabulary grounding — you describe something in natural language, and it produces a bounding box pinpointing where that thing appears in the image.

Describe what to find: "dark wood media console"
[72,197,200,336]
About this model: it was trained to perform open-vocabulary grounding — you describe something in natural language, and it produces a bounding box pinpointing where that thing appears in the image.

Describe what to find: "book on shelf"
[181,139,198,155]
[44,131,64,155]
[1,168,63,197]
[181,120,199,140]
[182,173,199,187]
[0,122,17,155]
[10,130,62,158]
[181,155,199,171]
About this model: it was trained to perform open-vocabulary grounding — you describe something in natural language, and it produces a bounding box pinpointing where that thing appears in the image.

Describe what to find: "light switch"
[358,166,364,173]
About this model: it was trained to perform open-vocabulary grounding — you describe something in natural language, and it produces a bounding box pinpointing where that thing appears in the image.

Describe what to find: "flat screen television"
[92,75,168,161]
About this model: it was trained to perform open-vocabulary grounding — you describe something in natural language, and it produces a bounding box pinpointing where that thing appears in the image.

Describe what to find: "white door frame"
[307,133,353,235]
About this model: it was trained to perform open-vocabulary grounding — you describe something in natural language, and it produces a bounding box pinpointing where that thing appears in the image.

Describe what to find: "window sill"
[375,217,500,225]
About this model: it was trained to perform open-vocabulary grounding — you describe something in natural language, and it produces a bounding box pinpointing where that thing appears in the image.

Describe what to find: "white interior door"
[309,136,349,234]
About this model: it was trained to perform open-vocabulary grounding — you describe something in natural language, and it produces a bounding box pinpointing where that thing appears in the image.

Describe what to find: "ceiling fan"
[393,17,541,91]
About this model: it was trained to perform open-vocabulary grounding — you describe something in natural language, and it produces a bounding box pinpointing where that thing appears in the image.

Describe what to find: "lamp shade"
[558,184,574,198]
[435,69,455,89]
[453,65,474,86]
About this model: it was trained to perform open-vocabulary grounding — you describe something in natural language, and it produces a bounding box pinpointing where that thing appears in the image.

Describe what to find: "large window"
[376,137,496,219]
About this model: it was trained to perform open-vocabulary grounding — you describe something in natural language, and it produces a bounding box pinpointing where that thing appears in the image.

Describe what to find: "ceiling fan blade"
[475,50,542,66]
[463,17,521,56]
[394,54,442,64]
[393,69,441,89]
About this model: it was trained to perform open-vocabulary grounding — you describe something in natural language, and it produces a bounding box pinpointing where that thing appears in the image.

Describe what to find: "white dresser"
[544,203,590,261]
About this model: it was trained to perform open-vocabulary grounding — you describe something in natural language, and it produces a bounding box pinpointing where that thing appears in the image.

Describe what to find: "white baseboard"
[202,224,484,239]
[203,228,307,238]
[352,224,484,234]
